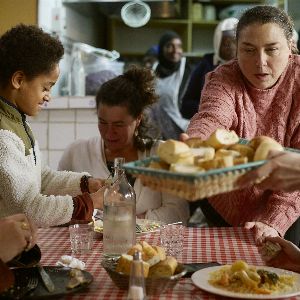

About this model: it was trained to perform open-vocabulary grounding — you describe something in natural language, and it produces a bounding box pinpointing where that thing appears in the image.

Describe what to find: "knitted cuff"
[80,175,92,194]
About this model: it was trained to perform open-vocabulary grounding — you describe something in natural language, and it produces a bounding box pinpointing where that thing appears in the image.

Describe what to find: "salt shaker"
[127,251,147,300]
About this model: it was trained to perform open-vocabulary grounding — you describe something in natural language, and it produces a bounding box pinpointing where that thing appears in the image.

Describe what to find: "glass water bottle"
[103,157,136,258]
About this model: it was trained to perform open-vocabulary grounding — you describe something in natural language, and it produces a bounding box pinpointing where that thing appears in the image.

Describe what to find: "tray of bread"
[124,129,287,201]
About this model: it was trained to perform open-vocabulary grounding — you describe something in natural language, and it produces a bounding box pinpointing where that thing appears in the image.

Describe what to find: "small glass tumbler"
[69,224,94,255]
[160,223,185,258]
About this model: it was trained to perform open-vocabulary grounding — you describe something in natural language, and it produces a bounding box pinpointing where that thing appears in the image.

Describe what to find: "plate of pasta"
[191,260,300,299]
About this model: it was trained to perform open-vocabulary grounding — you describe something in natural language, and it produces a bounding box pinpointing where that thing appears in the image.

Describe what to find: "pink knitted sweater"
[187,55,300,236]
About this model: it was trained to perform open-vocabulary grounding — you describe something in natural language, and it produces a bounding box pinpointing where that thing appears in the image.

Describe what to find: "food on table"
[157,139,192,165]
[66,269,89,289]
[148,256,177,278]
[228,144,255,161]
[209,260,296,295]
[260,241,282,261]
[206,129,239,149]
[253,140,284,161]
[115,241,178,278]
[116,254,150,277]
[150,129,285,173]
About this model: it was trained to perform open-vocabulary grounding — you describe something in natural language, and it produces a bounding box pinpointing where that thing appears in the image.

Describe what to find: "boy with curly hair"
[0,24,103,227]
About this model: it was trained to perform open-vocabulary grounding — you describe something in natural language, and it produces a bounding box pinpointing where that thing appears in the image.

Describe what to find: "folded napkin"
[56,255,85,270]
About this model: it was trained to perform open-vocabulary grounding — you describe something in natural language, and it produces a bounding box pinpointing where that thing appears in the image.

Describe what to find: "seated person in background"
[262,236,300,273]
[183,6,300,245]
[0,214,37,292]
[150,31,193,140]
[143,45,158,70]
[58,67,190,225]
[181,17,238,119]
[0,24,104,227]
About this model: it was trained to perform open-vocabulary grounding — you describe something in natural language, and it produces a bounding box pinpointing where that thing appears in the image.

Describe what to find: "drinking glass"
[69,224,94,255]
[160,223,185,258]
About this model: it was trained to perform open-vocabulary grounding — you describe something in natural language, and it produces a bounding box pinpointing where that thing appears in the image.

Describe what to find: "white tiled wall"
[28,108,98,170]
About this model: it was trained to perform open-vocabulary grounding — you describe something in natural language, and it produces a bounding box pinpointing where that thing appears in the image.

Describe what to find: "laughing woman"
[58,67,190,224]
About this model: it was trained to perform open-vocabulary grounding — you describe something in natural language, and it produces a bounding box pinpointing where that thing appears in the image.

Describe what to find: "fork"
[14,276,39,299]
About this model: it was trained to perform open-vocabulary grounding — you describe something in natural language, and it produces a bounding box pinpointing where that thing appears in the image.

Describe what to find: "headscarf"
[213,17,239,65]
[156,31,182,78]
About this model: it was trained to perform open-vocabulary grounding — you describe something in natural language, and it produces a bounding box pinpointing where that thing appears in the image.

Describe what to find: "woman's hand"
[237,150,300,192]
[89,186,106,210]
[88,178,106,193]
[245,221,279,245]
[180,133,189,142]
[261,236,300,273]
[0,214,37,263]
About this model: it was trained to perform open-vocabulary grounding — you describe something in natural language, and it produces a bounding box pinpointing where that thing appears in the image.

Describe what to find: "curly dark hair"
[96,66,159,151]
[0,24,64,87]
[237,6,295,51]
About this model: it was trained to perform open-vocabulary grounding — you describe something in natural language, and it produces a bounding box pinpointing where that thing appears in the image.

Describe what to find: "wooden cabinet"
[108,0,266,57]
[0,0,37,36]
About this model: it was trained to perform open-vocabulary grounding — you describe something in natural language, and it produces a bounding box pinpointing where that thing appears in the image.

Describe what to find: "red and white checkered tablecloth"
[37,226,300,300]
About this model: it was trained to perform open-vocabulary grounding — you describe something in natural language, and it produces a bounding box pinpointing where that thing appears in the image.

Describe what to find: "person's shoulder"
[291,54,300,69]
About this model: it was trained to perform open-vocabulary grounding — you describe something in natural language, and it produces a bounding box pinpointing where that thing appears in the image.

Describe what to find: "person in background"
[142,45,158,70]
[182,6,300,245]
[181,17,238,119]
[150,31,193,140]
[0,214,37,292]
[0,24,104,228]
[261,236,300,273]
[58,67,190,224]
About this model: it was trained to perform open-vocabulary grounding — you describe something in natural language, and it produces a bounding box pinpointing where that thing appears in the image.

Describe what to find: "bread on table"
[170,163,204,173]
[157,139,192,165]
[116,254,150,277]
[206,129,239,149]
[253,141,284,161]
[148,256,178,278]
[195,156,234,170]
[184,138,207,148]
[248,136,279,150]
[139,241,161,267]
[190,146,215,160]
[229,144,255,161]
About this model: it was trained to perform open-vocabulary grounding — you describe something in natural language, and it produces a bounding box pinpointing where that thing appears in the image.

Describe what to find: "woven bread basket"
[124,157,266,201]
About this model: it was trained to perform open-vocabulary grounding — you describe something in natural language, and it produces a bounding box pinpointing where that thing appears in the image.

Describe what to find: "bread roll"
[233,156,248,165]
[195,156,234,170]
[229,144,255,161]
[215,149,241,158]
[170,163,204,173]
[153,246,166,261]
[140,241,161,267]
[190,147,215,160]
[148,256,178,278]
[206,129,239,149]
[185,138,207,148]
[116,254,150,277]
[253,141,284,161]
[248,136,279,150]
[127,244,143,256]
[157,140,192,164]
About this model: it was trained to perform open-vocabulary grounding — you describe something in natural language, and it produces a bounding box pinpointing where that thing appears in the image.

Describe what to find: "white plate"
[135,219,164,235]
[191,265,300,299]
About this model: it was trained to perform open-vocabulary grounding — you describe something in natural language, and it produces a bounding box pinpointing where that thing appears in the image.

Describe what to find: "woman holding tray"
[182,6,300,245]
[58,67,190,224]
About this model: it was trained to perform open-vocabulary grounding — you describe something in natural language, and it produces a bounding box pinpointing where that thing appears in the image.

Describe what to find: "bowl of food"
[101,241,187,295]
